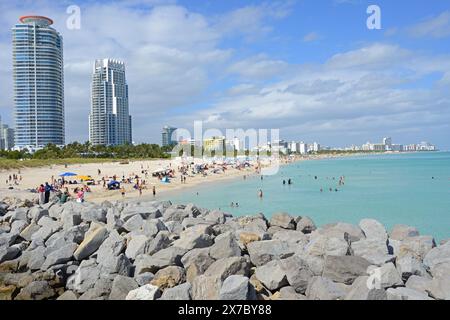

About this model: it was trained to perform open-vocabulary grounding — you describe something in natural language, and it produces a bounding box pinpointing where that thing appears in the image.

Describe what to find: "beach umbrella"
[59,172,77,177]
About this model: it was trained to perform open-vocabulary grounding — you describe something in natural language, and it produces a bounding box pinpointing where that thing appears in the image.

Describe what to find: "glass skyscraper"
[89,59,132,146]
[12,16,65,148]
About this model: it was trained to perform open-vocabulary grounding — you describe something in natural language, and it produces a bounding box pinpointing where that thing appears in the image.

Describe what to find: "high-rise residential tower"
[12,16,65,148]
[161,126,177,147]
[89,59,132,146]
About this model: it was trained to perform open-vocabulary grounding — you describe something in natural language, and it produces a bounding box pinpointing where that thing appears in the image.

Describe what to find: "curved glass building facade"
[12,16,65,148]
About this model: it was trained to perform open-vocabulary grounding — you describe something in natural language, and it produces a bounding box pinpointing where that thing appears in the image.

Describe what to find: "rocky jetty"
[0,199,449,300]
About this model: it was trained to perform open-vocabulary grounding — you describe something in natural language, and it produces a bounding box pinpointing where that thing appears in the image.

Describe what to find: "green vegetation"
[0,142,171,170]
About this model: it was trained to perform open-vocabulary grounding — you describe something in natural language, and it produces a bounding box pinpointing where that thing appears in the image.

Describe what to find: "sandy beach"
[0,153,382,204]
[0,157,262,203]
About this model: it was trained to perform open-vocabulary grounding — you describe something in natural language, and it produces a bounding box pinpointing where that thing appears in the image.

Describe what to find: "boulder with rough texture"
[204,256,250,281]
[172,224,214,250]
[368,262,403,289]
[306,276,349,300]
[322,255,371,285]
[304,233,349,257]
[344,276,387,300]
[405,275,432,293]
[191,275,221,300]
[109,275,139,300]
[122,214,144,232]
[255,260,288,291]
[15,281,55,300]
[19,222,41,241]
[219,275,255,300]
[134,247,187,275]
[41,243,77,270]
[125,284,161,300]
[386,287,433,300]
[125,235,150,260]
[160,282,192,300]
[279,286,308,300]
[351,239,394,265]
[359,219,387,241]
[209,232,241,260]
[423,241,450,273]
[247,240,295,267]
[66,259,100,293]
[73,224,108,260]
[151,266,186,290]
[390,225,419,241]
[318,223,365,242]
[270,212,295,230]
[296,216,316,234]
[56,290,78,300]
[397,236,435,260]
[279,255,313,294]
[396,255,429,281]
[181,248,215,283]
[134,272,154,286]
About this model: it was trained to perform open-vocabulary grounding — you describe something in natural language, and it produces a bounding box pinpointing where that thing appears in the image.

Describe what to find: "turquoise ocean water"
[161,152,450,241]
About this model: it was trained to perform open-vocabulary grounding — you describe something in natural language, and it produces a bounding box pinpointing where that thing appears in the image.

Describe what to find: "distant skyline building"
[0,117,15,150]
[12,16,65,148]
[89,59,132,146]
[161,126,177,147]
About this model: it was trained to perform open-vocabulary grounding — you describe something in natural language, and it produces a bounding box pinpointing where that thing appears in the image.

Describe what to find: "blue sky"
[0,0,449,149]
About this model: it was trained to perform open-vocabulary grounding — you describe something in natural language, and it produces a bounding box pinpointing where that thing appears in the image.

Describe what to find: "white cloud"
[303,32,320,42]
[408,11,450,39]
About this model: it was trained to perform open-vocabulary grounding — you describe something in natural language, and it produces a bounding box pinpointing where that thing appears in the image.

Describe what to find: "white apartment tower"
[89,59,132,146]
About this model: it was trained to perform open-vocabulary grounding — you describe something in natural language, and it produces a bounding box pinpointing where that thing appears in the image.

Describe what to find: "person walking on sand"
[138,184,143,196]
[37,184,45,205]
[120,186,126,198]
[44,182,52,204]
[76,188,85,203]
[153,185,156,197]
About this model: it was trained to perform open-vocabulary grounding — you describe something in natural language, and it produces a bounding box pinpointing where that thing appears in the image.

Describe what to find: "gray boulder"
[386,287,433,300]
[204,256,251,281]
[109,275,139,300]
[145,231,171,255]
[306,276,349,300]
[172,224,214,250]
[0,246,21,263]
[209,231,241,260]
[304,233,349,257]
[396,255,429,281]
[73,223,108,260]
[160,282,192,300]
[66,259,101,293]
[389,225,419,241]
[57,290,78,300]
[270,212,295,229]
[125,234,150,260]
[279,286,308,300]
[255,260,288,291]
[191,275,221,300]
[134,247,187,274]
[135,272,155,286]
[397,236,435,260]
[359,219,387,241]
[15,281,55,300]
[27,246,47,270]
[181,247,215,282]
[351,239,394,265]
[318,222,365,242]
[19,222,40,241]
[405,275,432,292]
[344,276,387,300]
[279,255,313,293]
[41,243,77,269]
[247,240,295,267]
[220,275,255,300]
[322,255,371,284]
[368,262,403,289]
[126,284,161,300]
[123,214,144,232]
[296,216,316,234]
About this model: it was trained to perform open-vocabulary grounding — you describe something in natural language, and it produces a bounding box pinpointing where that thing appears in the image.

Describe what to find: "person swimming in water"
[231,202,235,207]
[283,180,286,185]
[288,179,292,185]
[258,189,263,198]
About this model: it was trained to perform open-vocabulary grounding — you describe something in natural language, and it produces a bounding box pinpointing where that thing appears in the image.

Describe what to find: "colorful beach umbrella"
[59,172,77,177]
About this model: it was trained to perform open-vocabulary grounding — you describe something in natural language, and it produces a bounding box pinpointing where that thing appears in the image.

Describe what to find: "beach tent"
[59,172,77,177]
[161,176,170,183]
[107,180,121,190]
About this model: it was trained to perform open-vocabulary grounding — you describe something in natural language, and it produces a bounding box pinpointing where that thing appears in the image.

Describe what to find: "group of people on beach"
[6,172,22,186]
